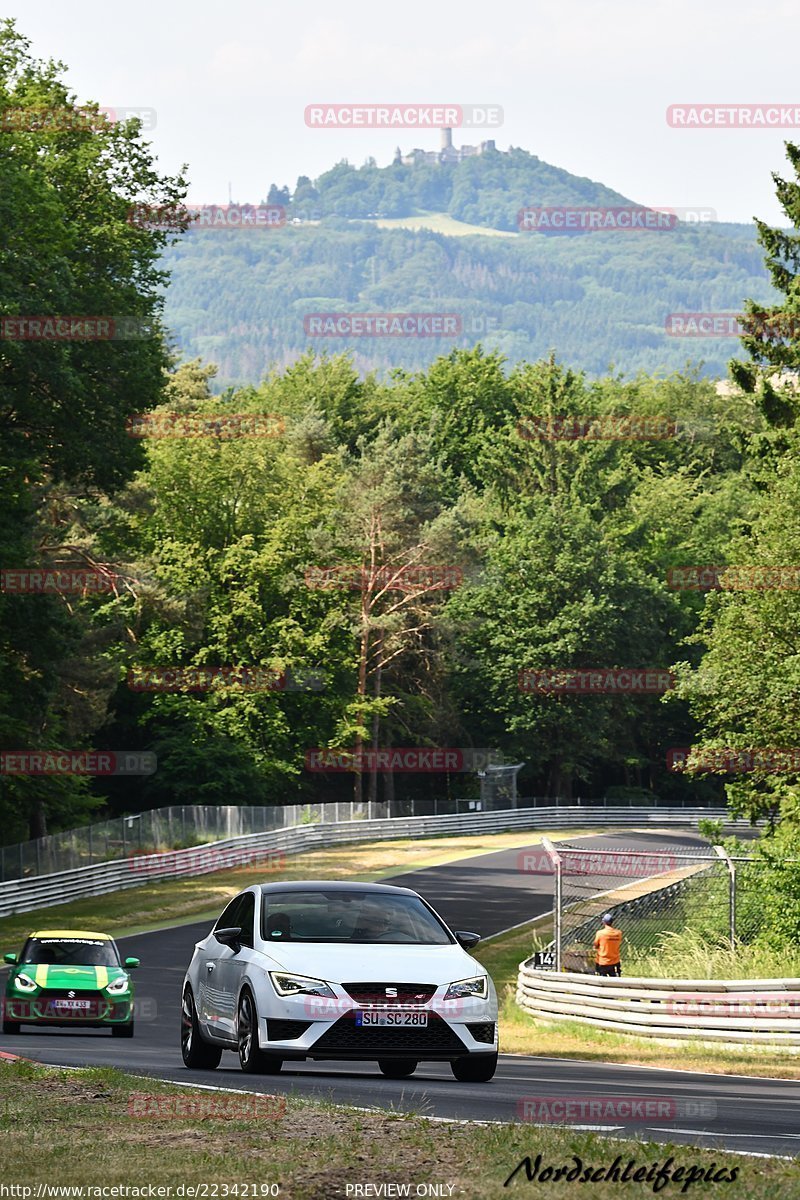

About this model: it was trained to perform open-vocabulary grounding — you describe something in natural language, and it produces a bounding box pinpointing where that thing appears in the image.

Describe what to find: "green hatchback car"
[2,929,139,1036]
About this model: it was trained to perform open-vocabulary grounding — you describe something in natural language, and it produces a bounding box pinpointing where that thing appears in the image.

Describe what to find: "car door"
[212,891,256,1041]
[199,894,245,1037]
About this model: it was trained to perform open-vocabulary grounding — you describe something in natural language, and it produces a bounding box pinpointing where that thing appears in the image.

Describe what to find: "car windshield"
[260,890,453,945]
[20,938,121,967]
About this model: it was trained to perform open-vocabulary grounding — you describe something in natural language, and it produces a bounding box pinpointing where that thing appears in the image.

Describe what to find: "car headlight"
[13,973,37,993]
[444,975,488,1001]
[106,976,131,995]
[269,972,336,999]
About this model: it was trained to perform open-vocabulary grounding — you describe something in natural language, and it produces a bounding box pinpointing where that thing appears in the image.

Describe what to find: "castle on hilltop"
[394,127,499,167]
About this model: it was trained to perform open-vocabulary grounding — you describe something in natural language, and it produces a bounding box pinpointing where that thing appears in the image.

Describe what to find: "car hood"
[15,965,126,990]
[254,941,484,986]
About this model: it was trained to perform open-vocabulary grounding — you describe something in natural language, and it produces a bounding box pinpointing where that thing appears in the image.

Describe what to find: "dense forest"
[162,156,773,383]
[3,21,800,865]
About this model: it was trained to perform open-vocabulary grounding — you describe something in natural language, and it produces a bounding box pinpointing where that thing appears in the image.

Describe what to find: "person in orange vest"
[593,913,623,976]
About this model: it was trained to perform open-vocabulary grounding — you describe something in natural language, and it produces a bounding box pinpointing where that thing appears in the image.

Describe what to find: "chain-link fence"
[0,802,392,883]
[542,840,772,973]
[1,790,728,884]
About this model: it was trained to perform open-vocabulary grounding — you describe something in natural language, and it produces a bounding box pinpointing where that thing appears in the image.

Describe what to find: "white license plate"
[356,1010,428,1027]
[53,999,92,1010]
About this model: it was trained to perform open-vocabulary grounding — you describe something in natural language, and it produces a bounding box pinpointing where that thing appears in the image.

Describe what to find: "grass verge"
[0,1058,788,1198]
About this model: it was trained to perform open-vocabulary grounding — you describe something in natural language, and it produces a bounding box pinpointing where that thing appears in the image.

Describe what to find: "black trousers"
[595,962,622,977]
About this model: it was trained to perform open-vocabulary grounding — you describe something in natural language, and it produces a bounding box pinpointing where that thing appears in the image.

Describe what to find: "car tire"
[2,1019,21,1035]
[378,1059,417,1078]
[450,1052,498,1082]
[112,1020,134,1038]
[181,988,222,1069]
[237,989,282,1075]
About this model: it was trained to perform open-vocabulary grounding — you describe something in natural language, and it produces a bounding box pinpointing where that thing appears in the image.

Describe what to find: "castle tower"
[441,127,453,151]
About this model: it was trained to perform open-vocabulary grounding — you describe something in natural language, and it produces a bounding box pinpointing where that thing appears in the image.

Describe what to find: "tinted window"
[21,937,120,967]
[237,892,255,948]
[260,890,452,945]
[215,895,244,936]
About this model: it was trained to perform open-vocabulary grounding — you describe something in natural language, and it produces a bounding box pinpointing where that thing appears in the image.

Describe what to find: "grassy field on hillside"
[371,211,518,237]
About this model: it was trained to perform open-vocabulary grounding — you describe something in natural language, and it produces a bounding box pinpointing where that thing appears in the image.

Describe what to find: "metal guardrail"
[0,805,751,918]
[0,794,729,884]
[515,966,800,1045]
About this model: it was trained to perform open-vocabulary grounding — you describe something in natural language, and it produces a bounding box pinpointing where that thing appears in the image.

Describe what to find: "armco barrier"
[0,806,750,918]
[515,965,800,1046]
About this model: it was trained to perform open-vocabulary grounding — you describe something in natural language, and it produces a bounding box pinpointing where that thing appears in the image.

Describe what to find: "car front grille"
[341,982,437,1006]
[266,1018,312,1041]
[312,1013,466,1053]
[23,990,108,1020]
[466,1021,496,1044]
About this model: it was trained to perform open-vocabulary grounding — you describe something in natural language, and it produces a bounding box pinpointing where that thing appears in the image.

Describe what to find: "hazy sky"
[4,0,797,224]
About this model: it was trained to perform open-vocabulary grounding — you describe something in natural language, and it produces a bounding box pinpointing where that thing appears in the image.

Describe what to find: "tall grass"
[623,927,800,979]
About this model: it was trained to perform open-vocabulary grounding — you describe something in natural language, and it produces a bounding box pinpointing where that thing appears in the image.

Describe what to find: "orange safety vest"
[594,925,623,965]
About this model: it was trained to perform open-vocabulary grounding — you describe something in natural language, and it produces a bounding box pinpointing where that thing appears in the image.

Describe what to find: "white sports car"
[181,880,498,1081]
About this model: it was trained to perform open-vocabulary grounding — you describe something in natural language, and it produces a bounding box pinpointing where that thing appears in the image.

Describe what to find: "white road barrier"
[515,965,800,1045]
[0,805,748,917]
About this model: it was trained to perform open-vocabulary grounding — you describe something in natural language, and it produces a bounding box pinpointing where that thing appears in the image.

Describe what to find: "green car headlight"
[13,972,37,993]
[106,976,131,995]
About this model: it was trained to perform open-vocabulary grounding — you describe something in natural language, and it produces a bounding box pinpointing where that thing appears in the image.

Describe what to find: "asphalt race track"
[3,828,799,1157]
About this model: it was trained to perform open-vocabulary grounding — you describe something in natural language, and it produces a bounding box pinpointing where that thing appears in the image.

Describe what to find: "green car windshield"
[20,937,121,967]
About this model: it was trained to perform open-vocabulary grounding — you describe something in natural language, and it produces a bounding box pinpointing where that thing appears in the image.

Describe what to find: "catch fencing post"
[542,836,563,971]
[714,844,736,950]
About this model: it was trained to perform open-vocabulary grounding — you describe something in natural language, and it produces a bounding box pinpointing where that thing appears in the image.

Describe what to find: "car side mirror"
[124,957,140,969]
[455,931,481,950]
[3,952,18,965]
[215,926,242,950]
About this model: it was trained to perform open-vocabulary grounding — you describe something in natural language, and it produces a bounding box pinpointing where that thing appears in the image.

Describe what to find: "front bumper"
[255,984,498,1062]
[4,991,133,1026]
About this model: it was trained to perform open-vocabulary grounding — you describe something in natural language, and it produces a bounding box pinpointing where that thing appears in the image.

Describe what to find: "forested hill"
[282,147,634,227]
[161,218,771,387]
[160,148,774,387]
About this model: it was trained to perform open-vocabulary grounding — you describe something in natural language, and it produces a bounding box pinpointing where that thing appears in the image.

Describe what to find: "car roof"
[258,880,416,896]
[28,929,113,940]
